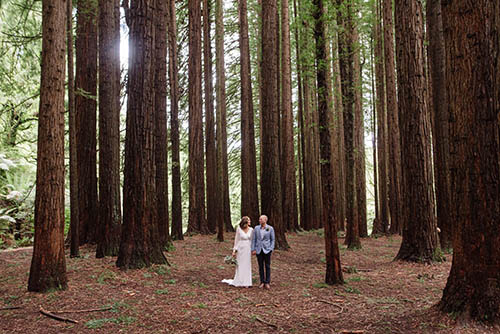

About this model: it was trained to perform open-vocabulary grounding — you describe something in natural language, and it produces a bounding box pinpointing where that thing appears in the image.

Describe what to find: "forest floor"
[1,230,499,334]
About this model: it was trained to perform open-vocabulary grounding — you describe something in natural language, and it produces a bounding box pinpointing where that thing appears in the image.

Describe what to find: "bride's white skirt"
[222,240,252,287]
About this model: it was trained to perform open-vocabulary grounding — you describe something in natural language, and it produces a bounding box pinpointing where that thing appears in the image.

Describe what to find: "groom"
[251,215,275,290]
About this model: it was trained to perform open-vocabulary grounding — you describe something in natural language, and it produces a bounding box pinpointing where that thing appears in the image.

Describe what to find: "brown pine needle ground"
[0,232,498,333]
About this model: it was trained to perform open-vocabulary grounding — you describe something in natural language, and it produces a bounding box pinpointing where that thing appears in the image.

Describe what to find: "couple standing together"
[222,215,275,289]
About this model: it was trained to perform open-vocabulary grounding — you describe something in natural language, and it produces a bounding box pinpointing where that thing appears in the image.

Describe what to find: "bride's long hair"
[239,216,250,228]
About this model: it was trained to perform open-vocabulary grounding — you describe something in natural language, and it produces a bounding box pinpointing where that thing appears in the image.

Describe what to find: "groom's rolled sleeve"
[270,227,275,251]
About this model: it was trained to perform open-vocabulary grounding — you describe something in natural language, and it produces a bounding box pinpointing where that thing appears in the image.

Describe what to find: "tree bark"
[203,0,217,234]
[280,0,298,232]
[313,0,343,284]
[337,0,360,249]
[261,0,288,249]
[187,0,209,235]
[426,0,452,250]
[332,33,346,232]
[154,0,170,248]
[96,0,122,258]
[167,0,183,241]
[67,0,79,258]
[382,0,403,235]
[439,0,500,322]
[370,33,379,228]
[394,0,438,263]
[215,0,231,239]
[353,24,367,238]
[28,0,67,292]
[239,0,260,228]
[373,0,388,235]
[117,0,167,269]
[75,0,98,245]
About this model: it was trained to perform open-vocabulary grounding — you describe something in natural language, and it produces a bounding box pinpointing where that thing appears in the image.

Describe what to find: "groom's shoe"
[264,283,270,290]
[258,283,264,289]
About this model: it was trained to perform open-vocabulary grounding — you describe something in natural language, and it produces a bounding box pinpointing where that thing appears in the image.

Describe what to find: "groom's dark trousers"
[256,251,272,284]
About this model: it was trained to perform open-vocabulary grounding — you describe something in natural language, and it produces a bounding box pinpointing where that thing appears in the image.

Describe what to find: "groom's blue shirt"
[251,224,275,254]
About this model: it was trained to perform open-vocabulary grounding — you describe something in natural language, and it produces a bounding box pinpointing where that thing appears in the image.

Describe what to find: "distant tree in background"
[96,0,122,258]
[75,0,98,245]
[117,0,167,269]
[167,0,184,241]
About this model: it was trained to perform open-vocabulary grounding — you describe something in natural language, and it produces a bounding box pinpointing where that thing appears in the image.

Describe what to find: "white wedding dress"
[222,226,253,287]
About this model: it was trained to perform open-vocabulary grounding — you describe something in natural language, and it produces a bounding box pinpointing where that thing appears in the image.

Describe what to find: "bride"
[222,216,253,287]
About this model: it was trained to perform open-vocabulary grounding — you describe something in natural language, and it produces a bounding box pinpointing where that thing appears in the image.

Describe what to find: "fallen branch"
[51,307,112,314]
[0,306,22,311]
[255,315,277,329]
[39,306,78,323]
[255,303,266,307]
[317,300,343,315]
[339,330,364,334]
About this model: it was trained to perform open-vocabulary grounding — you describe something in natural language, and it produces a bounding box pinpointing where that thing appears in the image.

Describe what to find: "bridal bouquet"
[224,255,238,266]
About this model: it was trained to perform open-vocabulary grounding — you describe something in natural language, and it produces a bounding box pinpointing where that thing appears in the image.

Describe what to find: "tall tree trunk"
[28,0,67,292]
[154,0,170,247]
[313,0,343,284]
[215,0,231,239]
[382,0,403,235]
[353,24,367,238]
[332,34,346,232]
[261,0,288,249]
[68,0,79,258]
[97,0,122,258]
[373,0,388,235]
[439,0,500,322]
[337,0,360,249]
[203,0,217,234]
[117,0,168,269]
[293,0,305,231]
[370,32,379,228]
[75,0,98,245]
[167,0,183,241]
[187,0,209,235]
[426,0,452,250]
[298,18,320,231]
[239,0,260,227]
[394,0,438,263]
[280,0,298,232]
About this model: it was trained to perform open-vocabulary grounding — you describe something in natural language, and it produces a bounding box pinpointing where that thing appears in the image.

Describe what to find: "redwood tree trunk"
[373,0,388,235]
[280,0,298,232]
[67,0,79,258]
[394,0,438,262]
[261,0,288,249]
[75,0,98,245]
[187,0,209,235]
[353,25,367,238]
[383,0,403,235]
[154,0,170,247]
[97,0,122,258]
[292,0,303,232]
[426,0,452,250]
[332,34,346,232]
[440,0,500,322]
[239,0,260,227]
[337,0,360,249]
[117,0,167,269]
[215,0,231,238]
[28,0,67,292]
[204,0,217,234]
[313,0,343,284]
[167,0,183,241]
